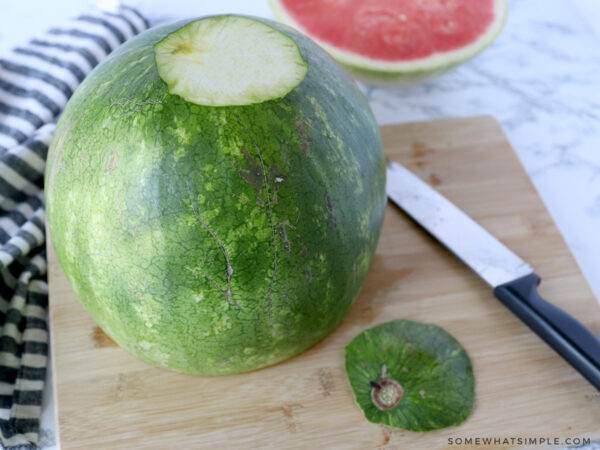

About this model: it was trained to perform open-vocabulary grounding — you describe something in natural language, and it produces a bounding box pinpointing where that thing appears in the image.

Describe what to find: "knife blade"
[386,159,600,391]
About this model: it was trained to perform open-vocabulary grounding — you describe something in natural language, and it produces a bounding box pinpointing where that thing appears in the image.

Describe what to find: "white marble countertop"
[2,0,600,448]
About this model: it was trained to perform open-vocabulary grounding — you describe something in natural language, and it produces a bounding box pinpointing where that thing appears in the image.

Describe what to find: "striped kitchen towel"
[0,7,149,448]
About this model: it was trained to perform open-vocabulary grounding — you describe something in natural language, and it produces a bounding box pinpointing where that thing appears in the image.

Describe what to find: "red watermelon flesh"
[270,0,507,85]
[277,0,496,62]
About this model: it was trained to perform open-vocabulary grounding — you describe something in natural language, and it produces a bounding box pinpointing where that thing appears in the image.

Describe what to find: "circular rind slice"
[345,320,475,431]
[154,16,308,106]
[270,0,508,84]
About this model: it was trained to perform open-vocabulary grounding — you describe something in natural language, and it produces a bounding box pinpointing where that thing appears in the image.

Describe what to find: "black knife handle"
[494,273,600,391]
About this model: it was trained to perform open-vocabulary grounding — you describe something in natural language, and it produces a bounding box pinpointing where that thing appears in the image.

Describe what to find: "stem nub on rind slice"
[345,320,474,431]
[154,15,308,106]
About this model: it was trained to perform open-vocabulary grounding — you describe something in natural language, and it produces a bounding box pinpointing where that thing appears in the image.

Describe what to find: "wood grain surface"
[48,116,600,449]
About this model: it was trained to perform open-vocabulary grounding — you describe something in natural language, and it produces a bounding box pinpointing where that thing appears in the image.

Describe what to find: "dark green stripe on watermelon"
[45,16,386,375]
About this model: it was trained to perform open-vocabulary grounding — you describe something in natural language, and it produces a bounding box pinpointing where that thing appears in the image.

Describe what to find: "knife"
[386,160,600,391]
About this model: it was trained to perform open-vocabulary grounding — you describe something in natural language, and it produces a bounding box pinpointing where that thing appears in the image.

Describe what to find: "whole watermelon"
[45,15,386,375]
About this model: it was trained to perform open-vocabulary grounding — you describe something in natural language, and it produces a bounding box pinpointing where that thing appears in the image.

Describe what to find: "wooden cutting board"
[48,116,600,449]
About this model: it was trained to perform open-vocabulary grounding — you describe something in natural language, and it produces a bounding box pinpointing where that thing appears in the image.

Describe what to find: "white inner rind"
[270,0,508,73]
[154,16,308,106]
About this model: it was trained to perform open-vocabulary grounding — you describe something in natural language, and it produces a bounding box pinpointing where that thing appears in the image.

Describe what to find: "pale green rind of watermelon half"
[45,15,386,375]
[269,0,508,86]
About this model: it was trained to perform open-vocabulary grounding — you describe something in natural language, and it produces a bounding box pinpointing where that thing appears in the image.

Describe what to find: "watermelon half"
[269,0,508,85]
[45,15,386,376]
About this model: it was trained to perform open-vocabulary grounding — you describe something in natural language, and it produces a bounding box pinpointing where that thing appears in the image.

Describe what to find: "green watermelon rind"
[269,0,508,86]
[45,16,387,376]
[345,320,475,431]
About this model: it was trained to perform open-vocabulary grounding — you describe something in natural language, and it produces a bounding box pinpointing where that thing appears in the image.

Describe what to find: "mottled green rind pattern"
[345,320,475,431]
[45,16,386,375]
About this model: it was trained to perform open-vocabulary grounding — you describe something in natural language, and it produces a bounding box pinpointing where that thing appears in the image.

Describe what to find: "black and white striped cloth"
[0,7,149,448]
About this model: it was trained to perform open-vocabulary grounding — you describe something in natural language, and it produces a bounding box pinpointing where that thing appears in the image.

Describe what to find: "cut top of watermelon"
[154,16,308,106]
[270,0,507,73]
